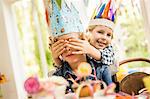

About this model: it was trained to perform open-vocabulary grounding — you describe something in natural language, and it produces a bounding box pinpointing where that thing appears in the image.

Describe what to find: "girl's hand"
[51,40,67,59]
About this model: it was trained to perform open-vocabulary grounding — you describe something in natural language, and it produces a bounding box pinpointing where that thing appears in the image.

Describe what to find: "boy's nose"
[101,34,107,40]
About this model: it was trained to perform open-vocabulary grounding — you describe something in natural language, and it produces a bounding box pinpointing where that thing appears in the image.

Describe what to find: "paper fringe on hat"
[89,0,117,31]
[89,19,115,30]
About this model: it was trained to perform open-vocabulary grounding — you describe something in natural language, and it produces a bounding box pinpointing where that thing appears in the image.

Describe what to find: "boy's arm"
[87,45,102,60]
[68,38,102,60]
[67,38,114,65]
[88,45,114,66]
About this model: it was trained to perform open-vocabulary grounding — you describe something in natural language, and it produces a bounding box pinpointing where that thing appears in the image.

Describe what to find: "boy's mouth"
[99,43,105,46]
[97,41,106,47]
[98,44,105,49]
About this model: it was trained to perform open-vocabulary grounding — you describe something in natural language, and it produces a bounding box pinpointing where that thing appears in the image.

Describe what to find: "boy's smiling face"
[90,25,113,49]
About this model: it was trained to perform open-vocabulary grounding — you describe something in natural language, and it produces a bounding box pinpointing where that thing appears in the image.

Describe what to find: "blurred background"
[0,0,150,99]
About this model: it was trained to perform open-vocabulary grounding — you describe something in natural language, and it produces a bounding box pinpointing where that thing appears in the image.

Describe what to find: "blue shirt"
[53,56,96,93]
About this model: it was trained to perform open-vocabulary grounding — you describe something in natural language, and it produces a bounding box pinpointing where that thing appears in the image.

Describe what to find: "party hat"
[89,0,117,31]
[49,0,84,37]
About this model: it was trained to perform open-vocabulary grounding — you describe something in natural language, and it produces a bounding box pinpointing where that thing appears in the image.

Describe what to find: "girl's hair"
[49,36,54,48]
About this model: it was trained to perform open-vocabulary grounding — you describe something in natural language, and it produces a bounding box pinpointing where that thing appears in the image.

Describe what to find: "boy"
[68,0,117,85]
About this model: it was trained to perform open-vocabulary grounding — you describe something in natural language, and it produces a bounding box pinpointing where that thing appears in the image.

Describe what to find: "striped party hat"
[89,0,117,31]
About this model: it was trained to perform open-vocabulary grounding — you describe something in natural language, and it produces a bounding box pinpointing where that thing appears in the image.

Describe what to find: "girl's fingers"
[52,40,65,48]
[55,43,67,54]
[57,48,66,56]
[72,51,84,54]
[52,41,66,51]
[52,48,66,59]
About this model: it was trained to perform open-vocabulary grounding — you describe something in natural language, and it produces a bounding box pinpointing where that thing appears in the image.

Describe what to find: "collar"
[63,56,96,80]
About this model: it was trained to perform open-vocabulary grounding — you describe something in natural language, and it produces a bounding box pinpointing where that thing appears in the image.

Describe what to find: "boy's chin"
[96,45,105,50]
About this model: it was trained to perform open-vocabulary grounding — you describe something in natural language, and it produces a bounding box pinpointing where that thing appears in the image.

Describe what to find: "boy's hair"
[87,25,114,39]
[87,25,97,32]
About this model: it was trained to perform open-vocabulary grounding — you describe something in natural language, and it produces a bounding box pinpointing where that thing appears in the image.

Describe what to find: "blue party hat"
[89,0,117,31]
[49,0,84,37]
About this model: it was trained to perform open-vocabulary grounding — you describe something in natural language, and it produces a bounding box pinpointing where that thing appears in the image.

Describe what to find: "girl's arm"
[53,58,62,67]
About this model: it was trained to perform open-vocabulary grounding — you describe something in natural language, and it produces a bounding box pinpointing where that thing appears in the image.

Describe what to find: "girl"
[50,0,117,85]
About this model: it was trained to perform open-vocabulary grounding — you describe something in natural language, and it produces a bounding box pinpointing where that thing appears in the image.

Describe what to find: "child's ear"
[85,31,93,42]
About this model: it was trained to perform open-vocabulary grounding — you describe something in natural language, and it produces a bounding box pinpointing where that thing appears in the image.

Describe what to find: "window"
[12,0,53,78]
